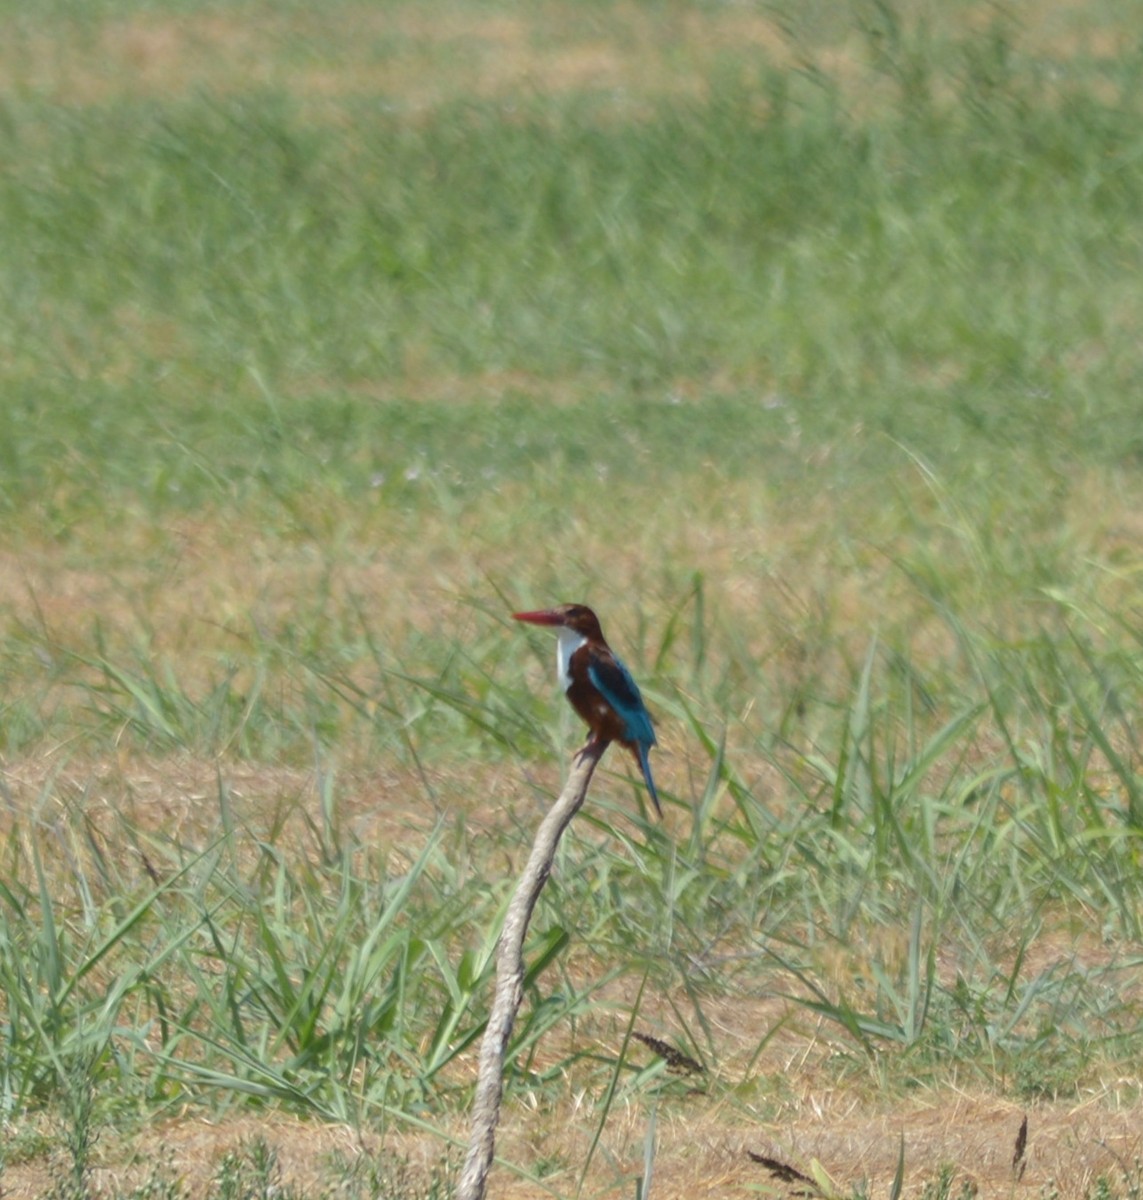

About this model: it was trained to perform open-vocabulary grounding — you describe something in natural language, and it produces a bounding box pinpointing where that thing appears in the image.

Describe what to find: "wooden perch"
[456,740,607,1200]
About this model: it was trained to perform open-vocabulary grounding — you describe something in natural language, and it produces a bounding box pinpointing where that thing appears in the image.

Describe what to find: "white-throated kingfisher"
[513,603,661,817]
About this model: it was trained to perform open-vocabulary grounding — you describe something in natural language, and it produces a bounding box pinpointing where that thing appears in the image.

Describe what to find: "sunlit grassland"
[2,1,1143,1196]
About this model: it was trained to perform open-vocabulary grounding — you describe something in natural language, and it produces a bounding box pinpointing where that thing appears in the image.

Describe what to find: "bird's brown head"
[512,603,604,640]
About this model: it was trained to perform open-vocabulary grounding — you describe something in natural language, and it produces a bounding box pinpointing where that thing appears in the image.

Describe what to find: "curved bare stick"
[456,740,607,1200]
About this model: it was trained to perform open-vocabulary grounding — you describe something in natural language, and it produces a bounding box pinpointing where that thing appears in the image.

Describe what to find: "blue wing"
[587,654,656,748]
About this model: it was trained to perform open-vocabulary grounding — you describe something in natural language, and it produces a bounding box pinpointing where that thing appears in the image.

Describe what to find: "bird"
[512,603,661,817]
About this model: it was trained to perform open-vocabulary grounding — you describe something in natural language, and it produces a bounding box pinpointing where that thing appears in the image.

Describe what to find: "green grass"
[1,1,1143,1196]
[1,10,1141,511]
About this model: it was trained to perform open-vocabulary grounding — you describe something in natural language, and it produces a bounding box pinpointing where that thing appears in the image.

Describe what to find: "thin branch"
[456,740,607,1200]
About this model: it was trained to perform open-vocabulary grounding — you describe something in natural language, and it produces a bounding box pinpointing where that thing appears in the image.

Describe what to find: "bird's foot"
[576,735,610,762]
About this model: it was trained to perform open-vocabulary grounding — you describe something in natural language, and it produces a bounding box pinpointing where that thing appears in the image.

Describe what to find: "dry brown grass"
[7,446,1140,675]
[3,1091,1142,1199]
[0,0,1131,113]
[0,3,782,109]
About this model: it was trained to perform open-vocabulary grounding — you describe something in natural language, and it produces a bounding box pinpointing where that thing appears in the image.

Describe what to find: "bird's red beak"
[512,609,564,626]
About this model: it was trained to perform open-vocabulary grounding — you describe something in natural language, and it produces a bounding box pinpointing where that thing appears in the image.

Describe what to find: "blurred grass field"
[2,1,1143,1197]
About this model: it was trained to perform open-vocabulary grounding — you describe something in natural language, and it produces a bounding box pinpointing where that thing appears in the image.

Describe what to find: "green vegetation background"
[1,1,1143,1194]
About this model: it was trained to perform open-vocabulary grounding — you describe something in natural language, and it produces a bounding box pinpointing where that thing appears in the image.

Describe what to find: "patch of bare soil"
[0,748,451,870]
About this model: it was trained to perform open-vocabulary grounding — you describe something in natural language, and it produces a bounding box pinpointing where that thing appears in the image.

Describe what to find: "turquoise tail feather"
[635,742,662,818]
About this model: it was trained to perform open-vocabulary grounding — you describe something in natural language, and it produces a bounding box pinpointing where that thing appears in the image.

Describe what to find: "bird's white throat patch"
[556,627,588,692]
